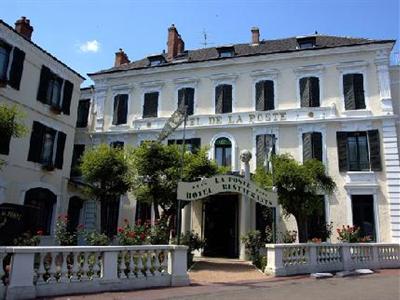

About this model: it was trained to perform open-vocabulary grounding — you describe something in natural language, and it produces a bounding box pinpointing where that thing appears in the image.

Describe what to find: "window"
[302,132,322,162]
[336,130,382,172]
[178,87,195,115]
[300,76,320,107]
[143,92,159,118]
[67,197,83,234]
[217,47,235,58]
[168,138,201,153]
[70,144,85,177]
[24,188,56,235]
[297,37,316,49]
[215,137,231,167]
[112,94,128,125]
[343,73,366,110]
[101,198,120,237]
[255,80,274,111]
[27,121,67,170]
[0,40,25,90]
[352,195,376,241]
[135,202,152,223]
[37,66,74,115]
[148,55,165,67]
[76,99,90,128]
[110,141,124,149]
[256,134,276,171]
[215,84,232,114]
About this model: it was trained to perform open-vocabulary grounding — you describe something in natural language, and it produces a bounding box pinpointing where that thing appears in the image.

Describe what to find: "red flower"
[77,224,84,230]
[136,219,142,225]
[128,232,136,238]
[140,233,146,241]
[117,227,124,233]
[36,230,43,236]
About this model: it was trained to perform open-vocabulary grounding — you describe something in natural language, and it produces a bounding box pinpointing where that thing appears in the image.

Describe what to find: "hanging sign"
[177,175,277,207]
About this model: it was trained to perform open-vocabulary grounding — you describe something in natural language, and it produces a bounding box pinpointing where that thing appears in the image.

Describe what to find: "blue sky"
[3,0,399,86]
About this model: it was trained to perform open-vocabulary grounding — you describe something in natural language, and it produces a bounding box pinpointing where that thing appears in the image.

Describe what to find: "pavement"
[44,258,400,300]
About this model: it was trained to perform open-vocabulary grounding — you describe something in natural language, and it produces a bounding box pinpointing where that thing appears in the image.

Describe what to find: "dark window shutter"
[110,141,124,148]
[70,144,85,177]
[62,80,73,115]
[215,85,223,113]
[265,80,275,110]
[118,94,128,124]
[256,135,266,168]
[302,133,313,162]
[368,130,382,171]
[112,95,119,125]
[0,134,11,155]
[312,132,323,162]
[143,92,158,118]
[55,131,66,169]
[27,121,45,163]
[354,74,366,109]
[310,77,320,107]
[343,74,356,110]
[8,47,25,90]
[300,77,310,107]
[255,81,265,111]
[186,88,194,115]
[76,99,90,127]
[191,138,201,153]
[37,66,52,103]
[178,89,185,110]
[167,140,175,145]
[336,132,348,172]
[222,85,232,113]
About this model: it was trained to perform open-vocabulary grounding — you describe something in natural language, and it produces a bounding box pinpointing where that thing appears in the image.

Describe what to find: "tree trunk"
[295,215,309,243]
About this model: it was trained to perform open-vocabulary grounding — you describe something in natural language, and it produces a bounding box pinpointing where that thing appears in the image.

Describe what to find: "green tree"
[131,142,220,223]
[0,103,27,169]
[80,143,133,207]
[255,154,335,243]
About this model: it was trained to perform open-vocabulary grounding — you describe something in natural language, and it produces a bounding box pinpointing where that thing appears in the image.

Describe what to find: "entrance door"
[203,194,239,258]
[352,195,376,241]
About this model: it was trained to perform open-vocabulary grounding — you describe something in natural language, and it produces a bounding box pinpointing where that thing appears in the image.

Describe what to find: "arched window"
[214,137,232,167]
[24,188,56,235]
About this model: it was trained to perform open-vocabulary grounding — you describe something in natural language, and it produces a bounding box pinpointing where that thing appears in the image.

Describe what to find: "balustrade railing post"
[265,245,285,276]
[102,251,119,281]
[341,244,352,271]
[168,246,189,286]
[371,244,380,269]
[7,252,36,300]
[309,245,318,273]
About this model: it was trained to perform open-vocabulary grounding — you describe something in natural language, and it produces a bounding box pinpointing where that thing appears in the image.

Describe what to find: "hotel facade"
[78,26,399,257]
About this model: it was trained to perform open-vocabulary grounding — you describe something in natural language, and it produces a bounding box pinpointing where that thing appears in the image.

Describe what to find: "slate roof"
[89,35,395,76]
[0,20,85,80]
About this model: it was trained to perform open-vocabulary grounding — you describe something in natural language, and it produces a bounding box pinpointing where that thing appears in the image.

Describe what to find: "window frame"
[0,40,11,82]
[176,86,196,116]
[294,65,324,109]
[214,83,233,114]
[298,125,327,165]
[299,76,321,108]
[337,61,369,113]
[209,132,238,171]
[254,79,276,111]
[210,74,237,114]
[112,93,129,125]
[76,99,91,128]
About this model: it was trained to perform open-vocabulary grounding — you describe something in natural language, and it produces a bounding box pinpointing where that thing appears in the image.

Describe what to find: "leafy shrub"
[241,230,263,262]
[55,214,77,246]
[117,219,151,245]
[336,225,372,243]
[175,231,205,253]
[78,226,110,246]
[12,230,42,246]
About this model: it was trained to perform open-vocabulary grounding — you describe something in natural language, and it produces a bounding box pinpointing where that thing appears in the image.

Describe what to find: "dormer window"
[217,46,235,58]
[297,37,316,49]
[148,55,165,67]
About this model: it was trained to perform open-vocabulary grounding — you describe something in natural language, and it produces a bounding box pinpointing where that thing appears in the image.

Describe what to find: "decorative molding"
[250,68,279,79]
[209,73,238,82]
[336,61,369,72]
[340,120,372,131]
[139,80,165,89]
[173,77,199,85]
[293,64,325,76]
[297,124,327,166]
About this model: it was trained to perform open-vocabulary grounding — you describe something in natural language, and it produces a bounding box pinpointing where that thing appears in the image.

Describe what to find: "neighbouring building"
[75,24,399,257]
[0,17,84,244]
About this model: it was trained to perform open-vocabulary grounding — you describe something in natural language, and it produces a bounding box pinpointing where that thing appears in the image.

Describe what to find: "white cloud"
[79,40,100,53]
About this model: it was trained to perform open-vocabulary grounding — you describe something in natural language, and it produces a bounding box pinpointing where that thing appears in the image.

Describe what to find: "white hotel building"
[74,25,399,257]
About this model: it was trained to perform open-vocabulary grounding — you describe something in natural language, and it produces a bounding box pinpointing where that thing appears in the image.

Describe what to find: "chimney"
[251,27,260,45]
[15,17,33,40]
[114,48,130,67]
[167,24,184,60]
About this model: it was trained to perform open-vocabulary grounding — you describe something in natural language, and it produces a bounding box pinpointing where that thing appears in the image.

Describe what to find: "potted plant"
[175,231,205,269]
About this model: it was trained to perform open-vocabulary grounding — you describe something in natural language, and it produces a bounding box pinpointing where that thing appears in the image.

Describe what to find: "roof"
[89,35,395,77]
[0,20,85,80]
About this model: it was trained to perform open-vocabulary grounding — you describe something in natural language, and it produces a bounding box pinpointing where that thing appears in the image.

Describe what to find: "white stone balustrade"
[264,243,400,276]
[0,245,189,300]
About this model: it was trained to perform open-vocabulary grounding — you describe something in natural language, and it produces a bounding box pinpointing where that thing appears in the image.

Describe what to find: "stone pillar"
[168,246,190,286]
[239,150,252,260]
[181,202,191,234]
